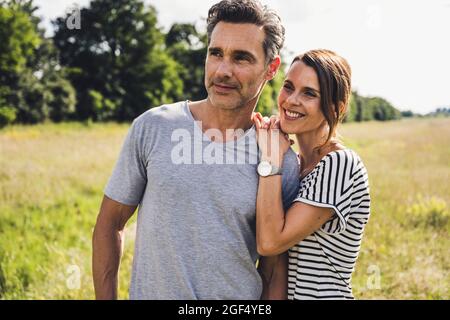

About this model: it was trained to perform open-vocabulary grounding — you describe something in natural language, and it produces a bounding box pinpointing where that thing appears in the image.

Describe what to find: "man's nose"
[215,60,233,78]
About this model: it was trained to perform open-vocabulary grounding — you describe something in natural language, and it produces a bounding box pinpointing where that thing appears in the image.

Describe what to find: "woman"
[254,49,370,300]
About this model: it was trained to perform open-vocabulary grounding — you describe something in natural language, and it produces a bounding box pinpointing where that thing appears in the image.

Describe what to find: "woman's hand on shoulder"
[252,112,294,166]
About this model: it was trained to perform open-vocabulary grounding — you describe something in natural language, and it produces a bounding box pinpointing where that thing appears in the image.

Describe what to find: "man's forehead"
[209,22,265,55]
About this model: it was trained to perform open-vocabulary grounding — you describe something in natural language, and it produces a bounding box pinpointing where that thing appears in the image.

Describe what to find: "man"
[92,0,299,299]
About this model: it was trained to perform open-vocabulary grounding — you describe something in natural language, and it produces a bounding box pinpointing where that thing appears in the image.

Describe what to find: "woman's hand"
[252,112,293,167]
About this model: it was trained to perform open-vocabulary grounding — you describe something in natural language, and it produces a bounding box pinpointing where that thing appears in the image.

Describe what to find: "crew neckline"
[183,100,256,145]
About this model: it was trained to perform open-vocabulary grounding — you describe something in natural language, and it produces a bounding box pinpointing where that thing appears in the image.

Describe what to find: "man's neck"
[188,99,256,141]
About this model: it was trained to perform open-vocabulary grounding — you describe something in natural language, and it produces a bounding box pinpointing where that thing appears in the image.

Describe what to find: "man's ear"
[265,56,281,81]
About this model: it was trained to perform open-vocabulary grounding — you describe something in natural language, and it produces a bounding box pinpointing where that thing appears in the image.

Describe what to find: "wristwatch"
[257,160,283,177]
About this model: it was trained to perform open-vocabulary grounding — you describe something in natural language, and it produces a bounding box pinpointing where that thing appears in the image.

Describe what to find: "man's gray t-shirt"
[104,101,299,299]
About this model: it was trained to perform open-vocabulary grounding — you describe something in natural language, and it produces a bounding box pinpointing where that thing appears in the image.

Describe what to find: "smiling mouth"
[283,108,306,120]
[214,83,237,90]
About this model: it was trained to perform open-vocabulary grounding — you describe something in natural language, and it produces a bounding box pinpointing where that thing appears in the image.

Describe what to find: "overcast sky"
[34,0,450,114]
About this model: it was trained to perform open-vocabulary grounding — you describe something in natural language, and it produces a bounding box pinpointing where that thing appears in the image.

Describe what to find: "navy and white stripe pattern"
[288,149,370,300]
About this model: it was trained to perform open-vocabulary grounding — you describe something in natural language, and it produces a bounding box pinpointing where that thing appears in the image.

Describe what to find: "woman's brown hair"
[292,49,352,150]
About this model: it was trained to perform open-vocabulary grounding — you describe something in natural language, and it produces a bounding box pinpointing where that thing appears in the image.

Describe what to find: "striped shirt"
[288,149,370,300]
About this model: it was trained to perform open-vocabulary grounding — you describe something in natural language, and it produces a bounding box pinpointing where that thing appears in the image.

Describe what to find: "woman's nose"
[286,93,301,106]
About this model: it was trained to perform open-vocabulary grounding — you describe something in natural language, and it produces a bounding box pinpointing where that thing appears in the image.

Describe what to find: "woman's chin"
[280,119,297,135]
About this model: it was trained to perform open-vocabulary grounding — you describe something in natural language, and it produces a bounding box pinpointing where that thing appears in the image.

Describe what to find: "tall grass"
[0,122,135,299]
[0,118,449,299]
[338,118,449,299]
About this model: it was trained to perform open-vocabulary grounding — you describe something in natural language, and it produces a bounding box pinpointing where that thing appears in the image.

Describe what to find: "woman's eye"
[283,84,293,91]
[304,91,316,97]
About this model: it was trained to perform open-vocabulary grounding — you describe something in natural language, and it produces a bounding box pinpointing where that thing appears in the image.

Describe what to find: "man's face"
[205,22,270,111]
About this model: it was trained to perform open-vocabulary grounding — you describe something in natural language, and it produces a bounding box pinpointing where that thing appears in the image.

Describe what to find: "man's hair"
[206,0,285,64]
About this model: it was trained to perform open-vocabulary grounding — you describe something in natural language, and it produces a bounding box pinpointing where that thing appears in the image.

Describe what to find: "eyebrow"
[208,47,257,63]
[304,86,321,94]
[208,47,221,53]
[284,79,320,94]
[233,50,257,63]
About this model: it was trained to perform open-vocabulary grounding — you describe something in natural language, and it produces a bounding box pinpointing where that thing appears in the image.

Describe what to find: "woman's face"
[278,60,327,135]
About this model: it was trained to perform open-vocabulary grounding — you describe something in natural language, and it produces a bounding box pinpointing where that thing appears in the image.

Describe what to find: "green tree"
[344,93,358,122]
[0,93,16,128]
[165,23,207,102]
[366,96,401,121]
[0,2,41,123]
[0,0,76,124]
[401,110,415,118]
[256,65,285,116]
[53,0,183,121]
[345,91,401,122]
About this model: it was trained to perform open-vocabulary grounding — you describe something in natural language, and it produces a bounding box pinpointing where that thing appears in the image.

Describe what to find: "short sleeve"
[293,150,367,234]
[104,119,148,206]
[281,149,300,211]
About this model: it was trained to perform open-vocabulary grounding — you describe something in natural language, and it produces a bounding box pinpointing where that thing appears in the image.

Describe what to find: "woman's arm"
[258,253,288,300]
[253,113,334,256]
[256,175,334,256]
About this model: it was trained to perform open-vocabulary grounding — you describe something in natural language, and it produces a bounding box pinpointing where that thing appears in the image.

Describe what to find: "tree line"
[1,0,405,128]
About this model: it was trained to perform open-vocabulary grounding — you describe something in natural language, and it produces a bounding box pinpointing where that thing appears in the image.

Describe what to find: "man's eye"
[235,55,249,62]
[210,51,221,57]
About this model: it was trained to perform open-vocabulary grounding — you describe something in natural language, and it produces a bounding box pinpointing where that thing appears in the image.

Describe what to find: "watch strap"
[269,164,283,175]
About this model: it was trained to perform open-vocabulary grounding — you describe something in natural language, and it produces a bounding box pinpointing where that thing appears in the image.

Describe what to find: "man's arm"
[92,195,137,300]
[258,253,288,300]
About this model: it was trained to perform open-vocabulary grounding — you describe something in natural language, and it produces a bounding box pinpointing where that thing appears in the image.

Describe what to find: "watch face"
[258,161,272,176]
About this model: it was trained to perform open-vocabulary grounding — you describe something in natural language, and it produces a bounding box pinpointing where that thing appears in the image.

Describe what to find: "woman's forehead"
[287,61,320,90]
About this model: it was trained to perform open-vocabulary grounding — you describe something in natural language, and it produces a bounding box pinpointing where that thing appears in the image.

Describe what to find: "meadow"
[0,118,449,299]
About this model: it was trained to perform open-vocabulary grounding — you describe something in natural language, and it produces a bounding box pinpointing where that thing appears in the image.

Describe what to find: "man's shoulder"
[132,101,188,129]
[284,148,300,172]
[281,148,300,185]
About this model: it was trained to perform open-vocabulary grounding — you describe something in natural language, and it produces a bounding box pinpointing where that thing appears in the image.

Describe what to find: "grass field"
[0,118,449,299]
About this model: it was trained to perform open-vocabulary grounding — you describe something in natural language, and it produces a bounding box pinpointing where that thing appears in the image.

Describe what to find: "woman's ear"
[265,56,281,80]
